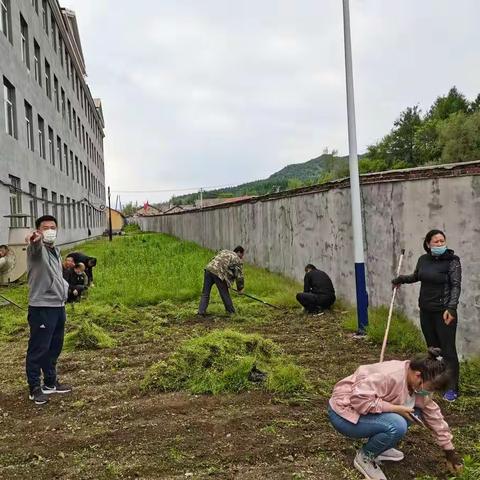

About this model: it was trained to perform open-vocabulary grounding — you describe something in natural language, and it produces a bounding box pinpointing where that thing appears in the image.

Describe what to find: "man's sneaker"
[376,448,404,462]
[353,450,387,480]
[313,311,325,317]
[29,387,49,405]
[443,390,458,402]
[352,330,367,340]
[42,382,72,395]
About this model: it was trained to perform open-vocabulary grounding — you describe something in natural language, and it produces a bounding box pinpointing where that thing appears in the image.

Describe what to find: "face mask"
[414,389,432,397]
[431,245,447,256]
[42,229,57,244]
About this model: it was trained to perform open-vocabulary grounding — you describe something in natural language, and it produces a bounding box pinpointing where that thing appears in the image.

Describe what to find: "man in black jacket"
[296,264,336,314]
[68,252,97,286]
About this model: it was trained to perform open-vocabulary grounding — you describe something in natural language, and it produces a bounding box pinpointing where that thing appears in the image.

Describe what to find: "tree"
[427,86,469,121]
[469,93,480,113]
[438,111,480,163]
[121,202,137,216]
[414,118,442,165]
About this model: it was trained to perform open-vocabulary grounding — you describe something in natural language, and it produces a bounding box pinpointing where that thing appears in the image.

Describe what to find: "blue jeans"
[328,405,417,458]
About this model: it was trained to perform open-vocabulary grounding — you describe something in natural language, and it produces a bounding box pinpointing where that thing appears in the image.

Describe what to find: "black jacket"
[395,249,461,312]
[68,252,96,284]
[304,269,335,298]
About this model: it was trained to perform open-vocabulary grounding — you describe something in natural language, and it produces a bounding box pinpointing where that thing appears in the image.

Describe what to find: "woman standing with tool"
[392,229,461,402]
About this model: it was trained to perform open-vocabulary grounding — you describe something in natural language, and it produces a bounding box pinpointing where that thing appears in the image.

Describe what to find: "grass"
[0,233,301,343]
[141,328,310,395]
[64,319,116,351]
[343,305,426,354]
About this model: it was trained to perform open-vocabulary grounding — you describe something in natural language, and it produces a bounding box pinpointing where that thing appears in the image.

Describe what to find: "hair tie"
[436,355,443,361]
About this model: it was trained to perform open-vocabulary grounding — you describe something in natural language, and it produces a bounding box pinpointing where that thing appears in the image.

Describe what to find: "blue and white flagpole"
[342,0,368,334]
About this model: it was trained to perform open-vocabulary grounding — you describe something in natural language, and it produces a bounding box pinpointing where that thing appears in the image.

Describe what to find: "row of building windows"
[1,0,104,175]
[8,174,105,231]
[3,75,105,200]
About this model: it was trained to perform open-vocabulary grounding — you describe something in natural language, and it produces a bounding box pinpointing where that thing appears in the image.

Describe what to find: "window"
[63,144,68,175]
[78,202,82,228]
[70,60,74,90]
[67,99,71,129]
[66,197,72,228]
[79,161,84,186]
[76,76,80,101]
[3,77,17,138]
[41,0,48,34]
[72,199,76,228]
[82,124,85,148]
[57,136,62,170]
[24,100,34,151]
[48,126,54,165]
[53,75,59,111]
[1,0,12,43]
[20,15,30,69]
[32,0,38,14]
[70,152,74,178]
[29,183,38,228]
[81,203,85,228]
[44,59,51,99]
[37,115,45,158]
[9,175,23,227]
[61,88,65,118]
[60,195,65,227]
[75,157,79,183]
[50,13,56,51]
[66,52,70,79]
[59,36,63,66]
[73,108,77,136]
[41,187,48,215]
[34,40,41,85]
[51,191,57,219]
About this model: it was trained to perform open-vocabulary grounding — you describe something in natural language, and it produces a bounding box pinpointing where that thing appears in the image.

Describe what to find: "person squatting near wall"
[198,246,245,316]
[296,264,336,315]
[25,215,73,405]
[328,348,463,480]
[392,229,461,402]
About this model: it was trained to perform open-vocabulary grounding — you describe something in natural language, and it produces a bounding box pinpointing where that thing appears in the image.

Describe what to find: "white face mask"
[42,229,57,244]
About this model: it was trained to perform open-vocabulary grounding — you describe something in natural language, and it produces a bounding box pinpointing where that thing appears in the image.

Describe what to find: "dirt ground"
[0,307,475,480]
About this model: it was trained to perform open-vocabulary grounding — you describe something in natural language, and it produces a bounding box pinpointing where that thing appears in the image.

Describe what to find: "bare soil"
[0,308,475,480]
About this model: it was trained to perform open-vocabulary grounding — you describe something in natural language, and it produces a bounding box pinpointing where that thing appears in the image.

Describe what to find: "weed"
[141,328,309,395]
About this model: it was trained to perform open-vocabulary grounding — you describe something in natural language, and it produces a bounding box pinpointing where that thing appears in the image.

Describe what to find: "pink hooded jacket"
[329,360,454,450]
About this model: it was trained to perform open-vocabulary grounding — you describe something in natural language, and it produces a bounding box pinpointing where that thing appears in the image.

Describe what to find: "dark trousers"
[198,270,235,314]
[68,284,86,303]
[420,309,459,392]
[26,306,66,390]
[296,292,335,313]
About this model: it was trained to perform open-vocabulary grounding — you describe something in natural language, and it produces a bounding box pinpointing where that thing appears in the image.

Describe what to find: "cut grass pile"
[142,328,309,395]
[64,319,116,351]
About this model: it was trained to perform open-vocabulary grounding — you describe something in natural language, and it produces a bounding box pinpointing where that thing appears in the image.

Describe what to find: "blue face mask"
[415,389,432,397]
[431,245,447,256]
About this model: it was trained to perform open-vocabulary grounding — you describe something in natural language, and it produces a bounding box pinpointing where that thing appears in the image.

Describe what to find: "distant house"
[135,204,162,216]
[163,205,186,215]
[106,208,126,232]
[194,196,254,208]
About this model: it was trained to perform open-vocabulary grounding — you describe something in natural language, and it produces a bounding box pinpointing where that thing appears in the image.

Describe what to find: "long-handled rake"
[0,293,25,311]
[380,249,405,362]
[233,289,283,310]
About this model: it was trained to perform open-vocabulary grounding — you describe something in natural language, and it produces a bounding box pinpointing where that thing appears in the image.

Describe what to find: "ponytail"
[410,347,451,391]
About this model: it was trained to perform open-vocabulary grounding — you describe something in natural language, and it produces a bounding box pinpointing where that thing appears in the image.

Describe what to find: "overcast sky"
[62,0,480,204]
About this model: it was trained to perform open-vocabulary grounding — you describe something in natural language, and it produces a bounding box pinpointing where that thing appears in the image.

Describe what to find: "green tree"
[413,118,442,165]
[438,111,480,163]
[427,86,469,121]
[469,93,480,113]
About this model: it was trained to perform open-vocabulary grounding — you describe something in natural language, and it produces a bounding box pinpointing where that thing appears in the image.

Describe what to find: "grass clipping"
[64,320,116,351]
[142,329,309,395]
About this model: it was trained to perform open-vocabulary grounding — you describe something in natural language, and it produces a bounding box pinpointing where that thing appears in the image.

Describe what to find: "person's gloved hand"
[444,449,463,473]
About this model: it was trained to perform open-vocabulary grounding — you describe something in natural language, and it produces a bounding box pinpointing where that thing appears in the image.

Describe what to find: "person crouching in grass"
[65,262,89,302]
[327,348,462,480]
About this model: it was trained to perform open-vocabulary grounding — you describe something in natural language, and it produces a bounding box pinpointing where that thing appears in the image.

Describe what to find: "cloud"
[61,0,480,203]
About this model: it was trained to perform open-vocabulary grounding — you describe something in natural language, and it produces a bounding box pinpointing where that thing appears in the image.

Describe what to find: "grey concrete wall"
[139,164,480,358]
[0,0,106,245]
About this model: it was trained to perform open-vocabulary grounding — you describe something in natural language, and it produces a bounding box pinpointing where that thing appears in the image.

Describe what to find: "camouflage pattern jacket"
[206,250,244,290]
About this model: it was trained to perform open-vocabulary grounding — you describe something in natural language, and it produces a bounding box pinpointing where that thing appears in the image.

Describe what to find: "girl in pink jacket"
[328,348,462,480]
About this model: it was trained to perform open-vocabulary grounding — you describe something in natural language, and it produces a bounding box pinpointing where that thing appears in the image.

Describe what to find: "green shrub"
[64,320,116,351]
[141,328,309,395]
[460,357,480,395]
[343,306,425,354]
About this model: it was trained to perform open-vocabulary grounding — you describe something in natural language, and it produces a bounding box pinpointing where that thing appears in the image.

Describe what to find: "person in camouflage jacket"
[198,246,245,315]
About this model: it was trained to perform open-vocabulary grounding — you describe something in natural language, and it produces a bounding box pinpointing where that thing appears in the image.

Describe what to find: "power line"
[112,184,234,194]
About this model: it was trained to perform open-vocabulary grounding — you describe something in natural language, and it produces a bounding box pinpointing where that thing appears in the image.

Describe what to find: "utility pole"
[107,186,113,242]
[342,0,368,335]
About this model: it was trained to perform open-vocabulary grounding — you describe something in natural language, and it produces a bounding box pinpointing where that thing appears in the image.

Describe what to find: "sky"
[61,0,480,205]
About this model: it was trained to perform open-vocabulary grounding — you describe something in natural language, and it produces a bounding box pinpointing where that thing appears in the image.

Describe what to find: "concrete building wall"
[139,163,480,358]
[0,0,106,245]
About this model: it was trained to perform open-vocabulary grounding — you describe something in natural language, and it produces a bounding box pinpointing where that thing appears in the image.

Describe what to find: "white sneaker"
[354,450,387,480]
[376,448,404,462]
